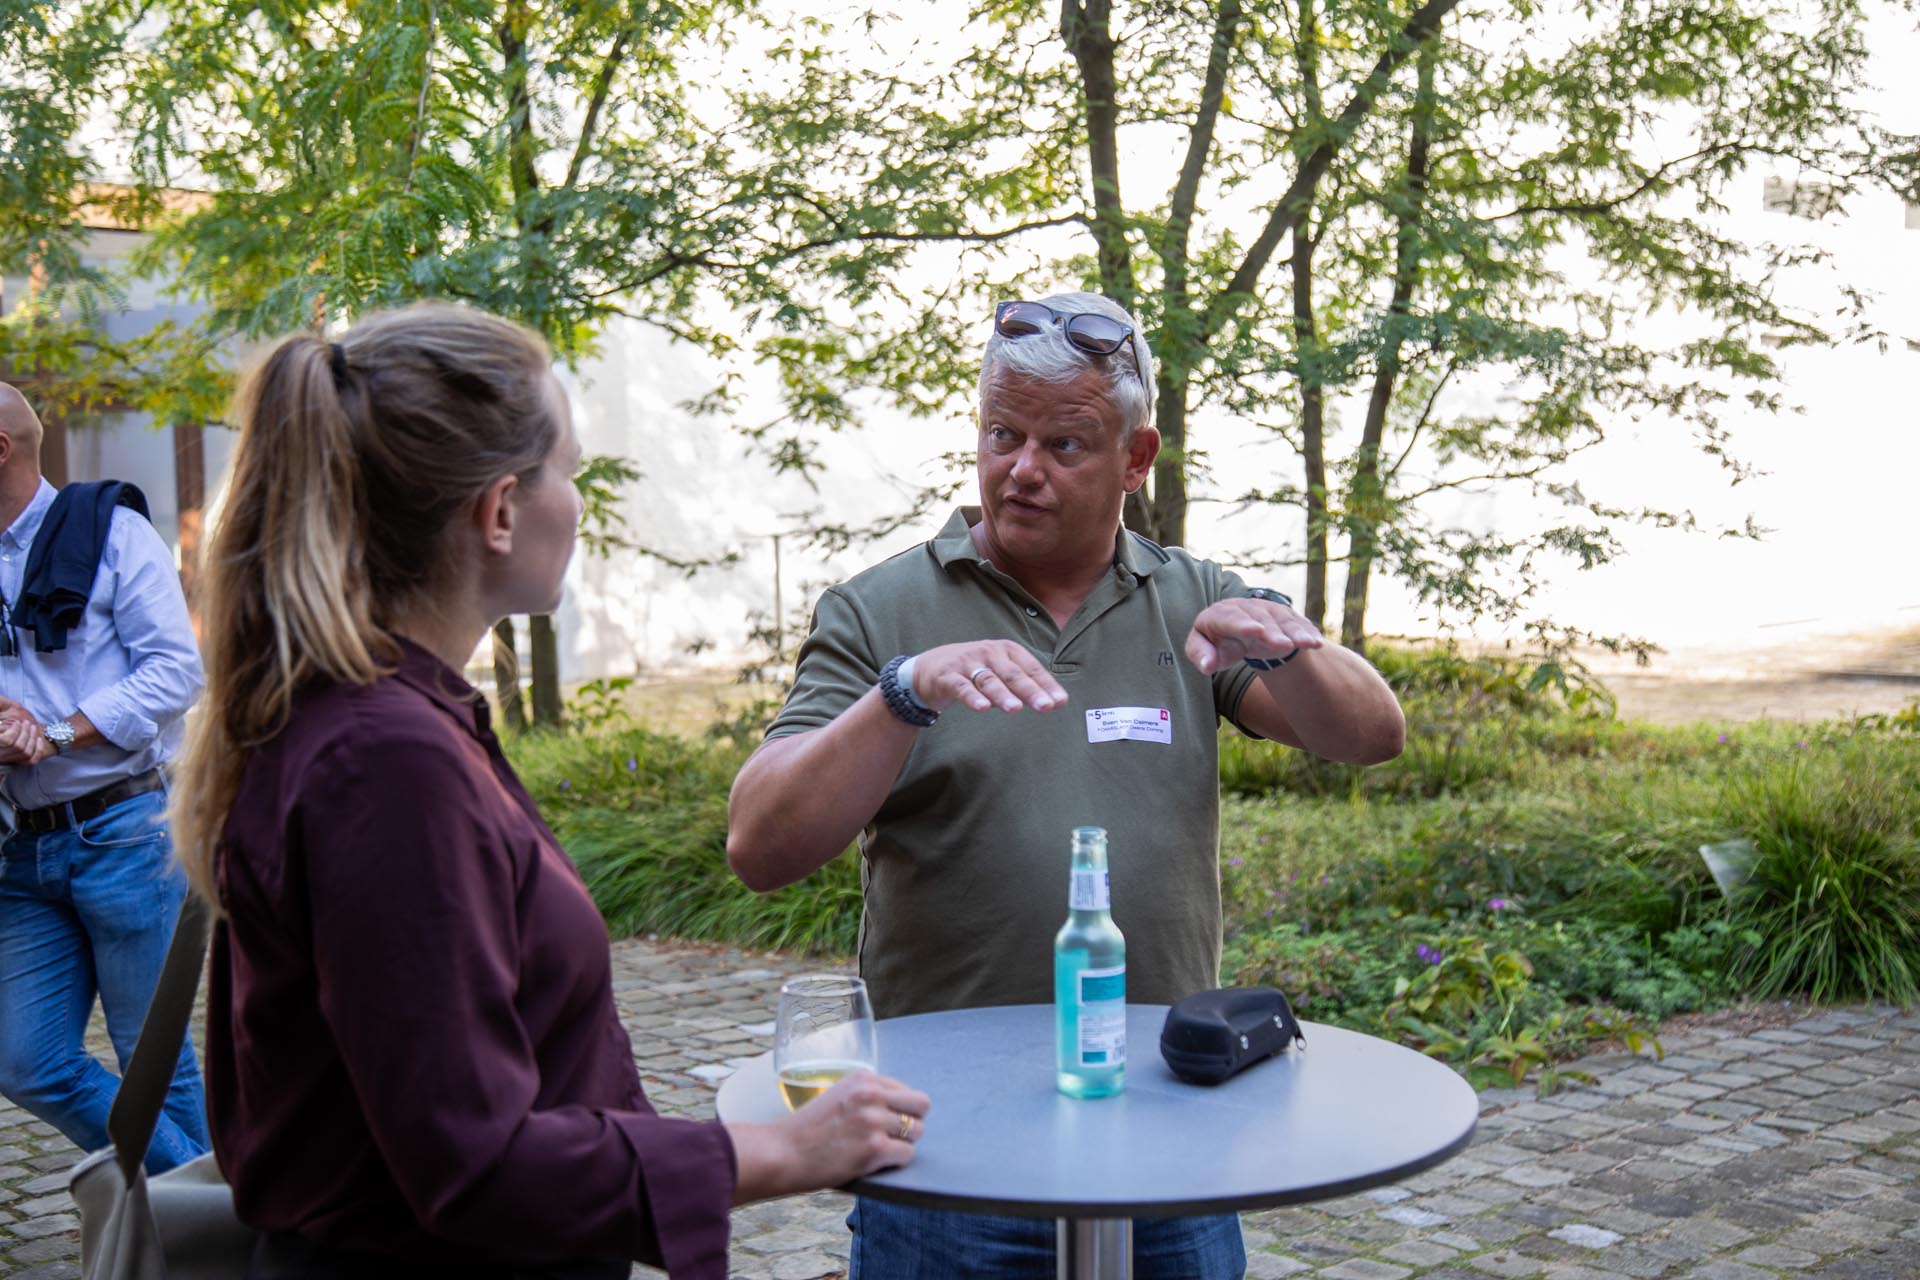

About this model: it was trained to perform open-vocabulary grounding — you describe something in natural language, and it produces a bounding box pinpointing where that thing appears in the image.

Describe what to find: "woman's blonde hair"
[171,303,560,904]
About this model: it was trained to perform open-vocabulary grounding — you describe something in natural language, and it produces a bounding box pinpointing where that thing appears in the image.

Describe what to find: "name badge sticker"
[1086,706,1173,745]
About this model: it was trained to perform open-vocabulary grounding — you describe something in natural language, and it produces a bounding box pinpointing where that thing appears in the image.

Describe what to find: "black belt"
[13,768,166,835]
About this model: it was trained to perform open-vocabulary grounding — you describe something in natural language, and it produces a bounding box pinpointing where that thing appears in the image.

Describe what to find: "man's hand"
[1185,596,1327,675]
[0,715,52,766]
[910,640,1068,714]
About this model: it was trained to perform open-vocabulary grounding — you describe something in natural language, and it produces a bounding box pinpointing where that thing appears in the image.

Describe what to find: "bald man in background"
[0,385,208,1172]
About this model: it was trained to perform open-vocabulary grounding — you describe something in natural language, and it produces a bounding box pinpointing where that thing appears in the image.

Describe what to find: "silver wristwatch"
[42,720,76,754]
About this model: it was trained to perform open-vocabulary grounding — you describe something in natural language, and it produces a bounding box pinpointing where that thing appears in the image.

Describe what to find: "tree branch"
[1163,0,1242,274]
[1061,0,1137,303]
[1384,360,1457,482]
[1491,143,1742,220]
[402,0,438,193]
[1203,0,1461,340]
[563,29,631,193]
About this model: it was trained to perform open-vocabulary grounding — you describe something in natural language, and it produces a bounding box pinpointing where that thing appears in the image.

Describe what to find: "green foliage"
[564,677,637,734]
[22,0,1904,652]
[508,726,859,956]
[1720,745,1920,1004]
[1218,696,1919,1088]
[1220,642,1622,800]
[505,686,1918,1092]
[1382,935,1658,1092]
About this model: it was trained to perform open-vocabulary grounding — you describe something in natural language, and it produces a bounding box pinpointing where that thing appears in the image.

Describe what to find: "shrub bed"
[510,649,1919,1088]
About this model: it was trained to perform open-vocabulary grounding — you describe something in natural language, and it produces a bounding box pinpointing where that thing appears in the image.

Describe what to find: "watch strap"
[879,655,938,727]
[1241,588,1299,671]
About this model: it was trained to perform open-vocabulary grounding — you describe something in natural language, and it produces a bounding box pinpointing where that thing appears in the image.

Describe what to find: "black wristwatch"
[878,655,939,727]
[1241,588,1298,671]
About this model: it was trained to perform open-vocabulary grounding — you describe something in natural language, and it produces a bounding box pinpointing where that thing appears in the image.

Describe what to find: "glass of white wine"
[774,974,877,1111]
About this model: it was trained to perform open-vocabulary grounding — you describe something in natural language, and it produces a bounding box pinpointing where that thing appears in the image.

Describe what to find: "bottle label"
[1076,965,1126,1066]
[1069,869,1110,911]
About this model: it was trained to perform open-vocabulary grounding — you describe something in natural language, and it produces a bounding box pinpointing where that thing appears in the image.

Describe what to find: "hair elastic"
[328,341,349,384]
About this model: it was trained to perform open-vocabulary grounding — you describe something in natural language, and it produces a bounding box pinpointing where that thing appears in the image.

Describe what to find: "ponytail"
[172,304,558,904]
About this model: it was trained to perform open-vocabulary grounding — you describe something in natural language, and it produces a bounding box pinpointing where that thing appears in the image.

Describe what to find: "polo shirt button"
[1025,606,1038,617]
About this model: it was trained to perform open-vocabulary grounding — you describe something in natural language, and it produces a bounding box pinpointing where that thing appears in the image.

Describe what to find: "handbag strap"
[106,892,212,1180]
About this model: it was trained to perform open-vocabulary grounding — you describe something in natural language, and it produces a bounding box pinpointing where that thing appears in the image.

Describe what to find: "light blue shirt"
[0,479,204,808]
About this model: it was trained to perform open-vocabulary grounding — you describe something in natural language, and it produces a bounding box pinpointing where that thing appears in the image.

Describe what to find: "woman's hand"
[726,1069,931,1205]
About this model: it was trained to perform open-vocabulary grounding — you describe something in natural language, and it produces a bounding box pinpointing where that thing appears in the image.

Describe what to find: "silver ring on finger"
[967,666,993,684]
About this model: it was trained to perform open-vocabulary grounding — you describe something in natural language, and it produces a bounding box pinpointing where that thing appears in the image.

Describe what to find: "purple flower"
[1227,857,1244,868]
[1489,898,1511,911]
[1716,733,1729,745]
[1796,739,1808,750]
[1415,943,1444,966]
[559,778,572,792]
[626,756,639,771]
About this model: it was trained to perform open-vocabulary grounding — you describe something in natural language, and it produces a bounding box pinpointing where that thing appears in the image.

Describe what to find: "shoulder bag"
[68,893,258,1279]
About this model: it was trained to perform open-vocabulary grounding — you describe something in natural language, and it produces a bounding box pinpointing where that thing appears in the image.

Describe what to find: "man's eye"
[1053,438,1084,454]
[988,426,1016,445]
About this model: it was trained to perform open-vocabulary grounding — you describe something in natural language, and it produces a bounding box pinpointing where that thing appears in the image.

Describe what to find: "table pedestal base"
[1057,1217,1131,1280]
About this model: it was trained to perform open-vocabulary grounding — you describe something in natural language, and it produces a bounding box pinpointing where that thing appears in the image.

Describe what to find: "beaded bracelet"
[879,654,939,727]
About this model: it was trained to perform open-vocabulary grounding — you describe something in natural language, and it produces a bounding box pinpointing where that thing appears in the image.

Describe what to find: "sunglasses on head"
[994,300,1142,380]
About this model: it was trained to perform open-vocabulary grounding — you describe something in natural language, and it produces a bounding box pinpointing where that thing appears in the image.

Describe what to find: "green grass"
[507,727,861,956]
[508,646,1920,1085]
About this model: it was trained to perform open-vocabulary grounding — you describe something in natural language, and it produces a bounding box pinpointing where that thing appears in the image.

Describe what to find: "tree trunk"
[529,613,563,729]
[1152,381,1188,547]
[1292,228,1329,633]
[1340,43,1438,654]
[1061,0,1136,314]
[492,617,527,731]
[172,419,205,627]
[498,5,564,728]
[1122,489,1156,540]
[1291,0,1330,632]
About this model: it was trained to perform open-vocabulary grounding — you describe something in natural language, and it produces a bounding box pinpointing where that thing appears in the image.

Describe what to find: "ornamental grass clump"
[509,725,862,956]
[1721,745,1920,1005]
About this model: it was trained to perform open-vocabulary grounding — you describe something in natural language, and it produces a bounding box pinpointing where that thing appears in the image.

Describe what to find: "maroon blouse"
[206,640,736,1277]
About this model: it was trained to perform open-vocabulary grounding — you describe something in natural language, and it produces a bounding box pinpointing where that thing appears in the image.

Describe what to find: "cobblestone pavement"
[2,937,1916,1280]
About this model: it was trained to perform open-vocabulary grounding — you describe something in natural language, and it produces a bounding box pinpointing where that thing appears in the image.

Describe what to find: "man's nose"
[1009,442,1046,485]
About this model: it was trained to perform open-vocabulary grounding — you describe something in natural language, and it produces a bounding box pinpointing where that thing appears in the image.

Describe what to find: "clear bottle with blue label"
[1054,825,1126,1098]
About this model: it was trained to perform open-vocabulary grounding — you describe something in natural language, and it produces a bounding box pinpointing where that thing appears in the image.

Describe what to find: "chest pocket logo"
[1155,650,1175,667]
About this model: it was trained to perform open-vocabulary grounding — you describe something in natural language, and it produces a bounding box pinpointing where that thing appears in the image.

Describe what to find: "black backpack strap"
[106,893,211,1180]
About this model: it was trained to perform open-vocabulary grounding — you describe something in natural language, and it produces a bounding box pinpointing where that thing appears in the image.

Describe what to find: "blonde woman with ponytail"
[174,303,928,1280]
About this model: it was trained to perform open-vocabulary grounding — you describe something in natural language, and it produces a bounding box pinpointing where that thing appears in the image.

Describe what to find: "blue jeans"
[849,1198,1246,1279]
[0,788,208,1173]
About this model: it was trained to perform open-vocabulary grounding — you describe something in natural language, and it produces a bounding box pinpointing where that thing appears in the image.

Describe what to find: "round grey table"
[715,1003,1479,1280]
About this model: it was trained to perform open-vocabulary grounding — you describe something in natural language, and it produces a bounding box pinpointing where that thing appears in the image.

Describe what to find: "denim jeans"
[0,788,209,1173]
[849,1198,1246,1279]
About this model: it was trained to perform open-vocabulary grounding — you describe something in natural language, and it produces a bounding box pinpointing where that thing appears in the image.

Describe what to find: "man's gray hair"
[979,291,1155,437]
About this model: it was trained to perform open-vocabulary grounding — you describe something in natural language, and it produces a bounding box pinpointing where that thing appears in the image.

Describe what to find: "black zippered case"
[1159,986,1308,1085]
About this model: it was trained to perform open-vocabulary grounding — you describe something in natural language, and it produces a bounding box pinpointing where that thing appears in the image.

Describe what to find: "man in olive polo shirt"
[728,291,1405,1280]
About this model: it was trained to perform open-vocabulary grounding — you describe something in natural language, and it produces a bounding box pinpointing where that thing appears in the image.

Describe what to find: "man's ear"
[1123,426,1161,494]
[473,472,519,556]
[0,432,16,470]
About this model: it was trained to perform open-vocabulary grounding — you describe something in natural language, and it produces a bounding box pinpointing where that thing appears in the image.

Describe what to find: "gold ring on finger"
[895,1112,915,1141]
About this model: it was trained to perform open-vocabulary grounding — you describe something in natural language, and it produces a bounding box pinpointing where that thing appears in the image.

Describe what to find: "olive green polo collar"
[930,507,1165,582]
